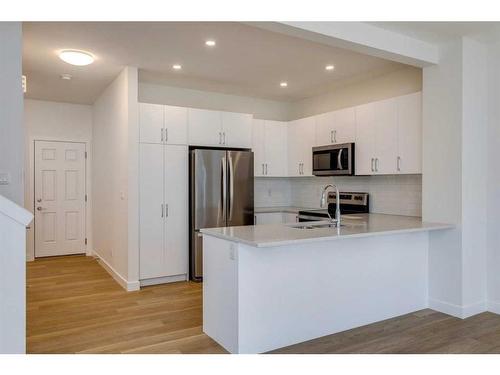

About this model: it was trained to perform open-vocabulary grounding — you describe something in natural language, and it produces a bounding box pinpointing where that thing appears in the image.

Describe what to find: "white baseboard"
[487,300,500,315]
[94,254,140,292]
[140,274,187,287]
[429,298,487,319]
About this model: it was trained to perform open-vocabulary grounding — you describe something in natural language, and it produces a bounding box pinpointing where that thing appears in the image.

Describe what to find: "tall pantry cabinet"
[139,103,188,283]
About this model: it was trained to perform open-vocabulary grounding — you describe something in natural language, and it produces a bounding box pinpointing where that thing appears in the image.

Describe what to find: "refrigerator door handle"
[221,155,227,223]
[228,154,234,221]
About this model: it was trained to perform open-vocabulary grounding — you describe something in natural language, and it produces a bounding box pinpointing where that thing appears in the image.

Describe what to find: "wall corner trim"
[94,254,140,292]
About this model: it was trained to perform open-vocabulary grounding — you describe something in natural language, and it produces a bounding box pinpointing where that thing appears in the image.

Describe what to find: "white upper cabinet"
[288,116,315,176]
[188,108,252,148]
[188,108,222,147]
[354,92,422,175]
[396,92,422,174]
[373,98,398,174]
[253,120,288,177]
[221,112,253,148]
[164,105,188,145]
[315,107,356,146]
[355,102,377,175]
[252,119,266,177]
[140,103,188,145]
[335,107,356,144]
[264,121,288,176]
[140,103,164,144]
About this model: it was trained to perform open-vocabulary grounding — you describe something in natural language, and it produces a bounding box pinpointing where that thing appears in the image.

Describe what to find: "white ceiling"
[22,22,407,105]
[368,22,500,45]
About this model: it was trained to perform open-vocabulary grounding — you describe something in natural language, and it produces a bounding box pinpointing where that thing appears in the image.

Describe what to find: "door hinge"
[85,151,87,159]
[85,238,87,245]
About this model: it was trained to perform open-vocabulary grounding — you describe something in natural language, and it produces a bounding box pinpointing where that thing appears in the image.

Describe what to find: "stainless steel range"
[297,192,369,222]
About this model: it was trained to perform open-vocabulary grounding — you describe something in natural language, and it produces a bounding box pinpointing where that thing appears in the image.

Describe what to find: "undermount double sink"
[288,216,366,230]
[288,222,342,230]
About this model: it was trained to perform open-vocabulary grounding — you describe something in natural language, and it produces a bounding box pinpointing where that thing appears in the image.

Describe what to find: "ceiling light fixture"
[60,74,72,80]
[205,40,216,47]
[325,65,335,71]
[172,64,182,70]
[280,82,288,87]
[59,50,94,66]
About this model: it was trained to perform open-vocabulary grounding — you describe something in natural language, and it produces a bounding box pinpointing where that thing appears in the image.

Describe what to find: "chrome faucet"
[320,184,341,227]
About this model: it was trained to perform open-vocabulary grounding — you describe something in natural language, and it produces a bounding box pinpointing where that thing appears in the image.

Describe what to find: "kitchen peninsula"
[201,214,453,353]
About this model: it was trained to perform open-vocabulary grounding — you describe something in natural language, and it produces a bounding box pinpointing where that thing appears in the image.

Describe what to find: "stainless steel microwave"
[312,143,355,176]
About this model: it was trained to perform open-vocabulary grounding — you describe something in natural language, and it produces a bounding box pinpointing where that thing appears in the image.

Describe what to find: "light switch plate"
[0,172,11,185]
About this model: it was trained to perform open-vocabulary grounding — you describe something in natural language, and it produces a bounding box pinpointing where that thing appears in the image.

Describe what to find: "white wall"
[24,99,93,260]
[0,23,24,206]
[139,82,291,121]
[290,66,422,120]
[487,38,500,311]
[423,37,489,318]
[0,22,26,354]
[92,67,139,291]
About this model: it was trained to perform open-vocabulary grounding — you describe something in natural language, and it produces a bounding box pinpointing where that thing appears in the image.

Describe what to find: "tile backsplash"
[255,175,422,217]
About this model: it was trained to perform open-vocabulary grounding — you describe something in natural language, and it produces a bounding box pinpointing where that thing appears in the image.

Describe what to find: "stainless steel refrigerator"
[189,148,254,281]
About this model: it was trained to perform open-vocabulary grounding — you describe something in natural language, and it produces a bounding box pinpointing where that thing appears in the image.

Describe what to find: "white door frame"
[26,137,91,260]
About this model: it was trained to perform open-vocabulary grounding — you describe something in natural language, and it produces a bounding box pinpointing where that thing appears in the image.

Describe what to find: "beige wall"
[289,66,422,120]
[139,82,292,121]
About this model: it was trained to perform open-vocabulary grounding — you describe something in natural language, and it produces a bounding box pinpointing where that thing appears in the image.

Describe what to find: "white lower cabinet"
[139,143,188,281]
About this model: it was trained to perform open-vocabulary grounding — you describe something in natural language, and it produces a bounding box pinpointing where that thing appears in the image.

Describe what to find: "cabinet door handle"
[375,158,379,172]
[397,156,401,172]
[333,130,337,143]
[165,203,169,217]
[223,132,226,145]
[371,158,374,172]
[165,128,168,142]
[330,130,334,143]
[219,132,222,144]
[161,128,164,142]
[161,203,164,218]
[265,163,268,175]
[262,163,265,175]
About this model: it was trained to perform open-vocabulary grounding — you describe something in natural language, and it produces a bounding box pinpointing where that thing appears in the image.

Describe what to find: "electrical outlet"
[0,172,11,185]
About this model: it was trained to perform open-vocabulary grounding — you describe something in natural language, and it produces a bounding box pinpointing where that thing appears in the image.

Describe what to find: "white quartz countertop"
[200,213,454,248]
[254,206,313,214]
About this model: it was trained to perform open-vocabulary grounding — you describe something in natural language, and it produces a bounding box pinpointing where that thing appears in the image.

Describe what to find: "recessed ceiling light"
[172,64,182,70]
[280,82,288,87]
[205,40,216,47]
[59,50,94,66]
[325,65,335,71]
[60,74,72,80]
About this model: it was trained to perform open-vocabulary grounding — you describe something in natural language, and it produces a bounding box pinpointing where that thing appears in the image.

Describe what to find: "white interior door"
[34,141,86,257]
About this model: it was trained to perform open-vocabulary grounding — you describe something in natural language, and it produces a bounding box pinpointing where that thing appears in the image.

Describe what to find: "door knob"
[37,198,42,203]
[36,206,43,211]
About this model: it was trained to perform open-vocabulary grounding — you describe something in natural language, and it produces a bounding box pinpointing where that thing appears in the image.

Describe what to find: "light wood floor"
[27,255,500,354]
